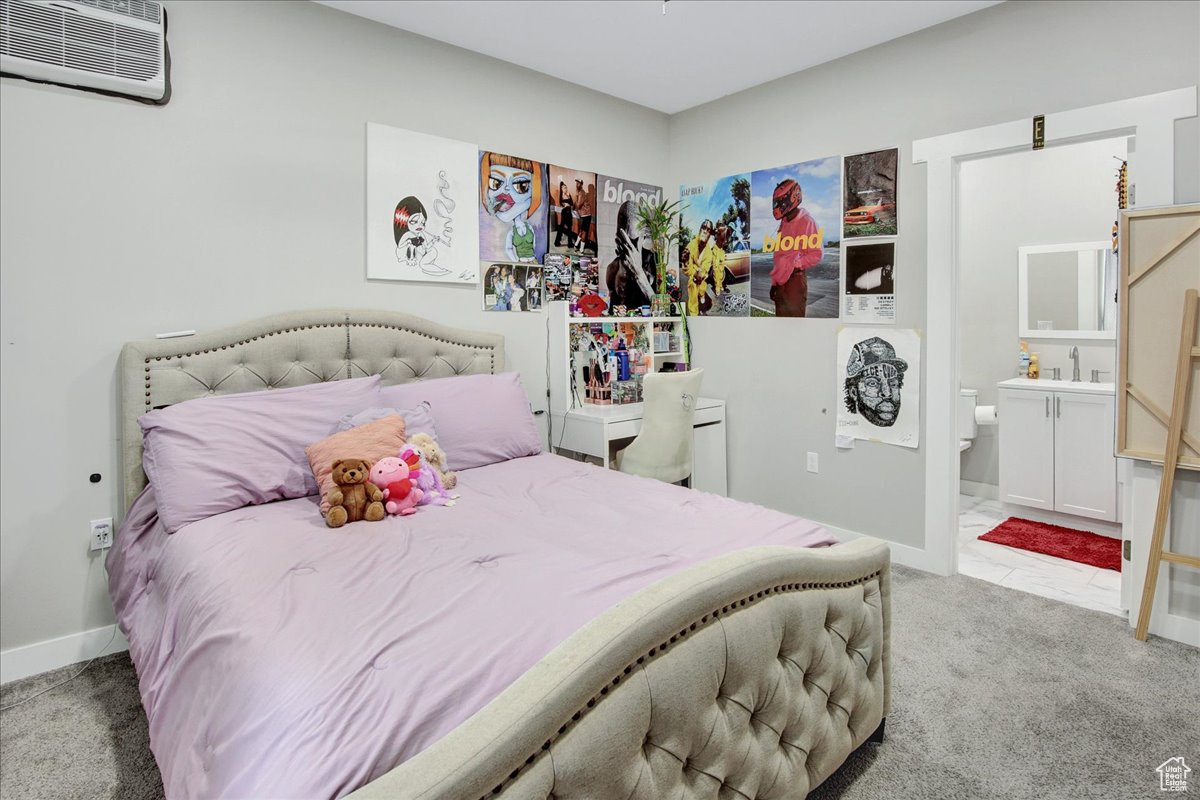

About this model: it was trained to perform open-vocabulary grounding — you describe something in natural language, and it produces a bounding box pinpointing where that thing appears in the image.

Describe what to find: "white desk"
[549,397,727,496]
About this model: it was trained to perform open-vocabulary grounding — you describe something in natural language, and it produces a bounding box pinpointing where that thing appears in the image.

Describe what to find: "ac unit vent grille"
[1,0,161,82]
[75,0,160,25]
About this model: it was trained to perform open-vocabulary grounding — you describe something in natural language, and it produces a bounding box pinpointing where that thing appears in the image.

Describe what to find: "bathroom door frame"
[912,88,1195,633]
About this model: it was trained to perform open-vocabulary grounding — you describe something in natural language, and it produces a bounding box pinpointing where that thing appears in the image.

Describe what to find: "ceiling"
[317,0,1002,114]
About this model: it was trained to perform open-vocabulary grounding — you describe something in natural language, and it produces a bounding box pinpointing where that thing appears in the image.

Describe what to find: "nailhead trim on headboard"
[141,321,500,409]
[477,570,882,799]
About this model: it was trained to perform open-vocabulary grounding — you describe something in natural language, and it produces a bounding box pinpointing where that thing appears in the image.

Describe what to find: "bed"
[111,308,892,799]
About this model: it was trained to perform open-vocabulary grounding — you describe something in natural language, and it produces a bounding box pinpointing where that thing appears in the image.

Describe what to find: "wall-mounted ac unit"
[1,0,168,102]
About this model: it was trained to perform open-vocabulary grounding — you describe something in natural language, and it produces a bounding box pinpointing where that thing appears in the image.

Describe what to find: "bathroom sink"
[998,377,1115,395]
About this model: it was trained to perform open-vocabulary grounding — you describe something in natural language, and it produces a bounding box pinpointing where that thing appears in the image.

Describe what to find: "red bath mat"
[979,517,1121,571]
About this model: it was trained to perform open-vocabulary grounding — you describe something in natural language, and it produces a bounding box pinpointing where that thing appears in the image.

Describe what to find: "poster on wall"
[843,148,898,238]
[596,175,663,315]
[548,165,598,258]
[542,253,574,301]
[678,174,752,317]
[749,157,842,318]
[842,241,896,324]
[365,123,480,283]
[478,150,549,267]
[482,263,543,311]
[835,327,920,448]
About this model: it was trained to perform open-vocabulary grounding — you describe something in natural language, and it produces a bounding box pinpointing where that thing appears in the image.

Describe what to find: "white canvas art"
[835,327,921,448]
[366,123,479,283]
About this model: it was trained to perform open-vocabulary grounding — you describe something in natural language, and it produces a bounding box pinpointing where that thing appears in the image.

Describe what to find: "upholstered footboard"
[349,538,891,800]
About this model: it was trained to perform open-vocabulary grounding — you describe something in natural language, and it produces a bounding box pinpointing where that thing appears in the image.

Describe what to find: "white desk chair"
[614,369,704,485]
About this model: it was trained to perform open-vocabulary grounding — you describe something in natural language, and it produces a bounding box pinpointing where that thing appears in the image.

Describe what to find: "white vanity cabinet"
[997,379,1117,522]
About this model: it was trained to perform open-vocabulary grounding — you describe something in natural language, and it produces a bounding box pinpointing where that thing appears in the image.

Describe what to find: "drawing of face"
[853,365,902,425]
[487,165,533,223]
[844,336,907,428]
[407,212,426,234]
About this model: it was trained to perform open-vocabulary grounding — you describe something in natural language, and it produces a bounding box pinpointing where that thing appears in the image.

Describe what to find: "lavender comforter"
[109,453,837,799]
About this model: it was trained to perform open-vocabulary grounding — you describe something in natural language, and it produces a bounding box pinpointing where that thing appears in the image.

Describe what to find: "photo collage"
[479,150,664,316]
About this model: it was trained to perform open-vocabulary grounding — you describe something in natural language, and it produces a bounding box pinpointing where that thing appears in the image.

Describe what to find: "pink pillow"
[380,372,541,470]
[305,415,407,515]
[139,376,382,533]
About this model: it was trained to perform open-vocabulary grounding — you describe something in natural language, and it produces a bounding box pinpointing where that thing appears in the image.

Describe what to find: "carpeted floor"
[1,566,1196,800]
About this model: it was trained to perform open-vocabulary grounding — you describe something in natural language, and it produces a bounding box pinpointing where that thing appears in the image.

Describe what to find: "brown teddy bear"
[408,433,457,490]
[325,458,385,528]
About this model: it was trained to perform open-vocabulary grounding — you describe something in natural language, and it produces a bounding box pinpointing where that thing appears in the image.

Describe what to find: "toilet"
[958,388,978,452]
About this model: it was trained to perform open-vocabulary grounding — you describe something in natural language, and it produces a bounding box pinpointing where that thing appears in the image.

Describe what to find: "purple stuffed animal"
[402,444,458,507]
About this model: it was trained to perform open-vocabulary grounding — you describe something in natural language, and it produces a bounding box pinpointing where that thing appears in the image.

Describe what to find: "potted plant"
[635,197,688,315]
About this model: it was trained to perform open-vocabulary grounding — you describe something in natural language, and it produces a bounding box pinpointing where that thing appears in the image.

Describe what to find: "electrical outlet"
[806,452,819,473]
[89,518,113,552]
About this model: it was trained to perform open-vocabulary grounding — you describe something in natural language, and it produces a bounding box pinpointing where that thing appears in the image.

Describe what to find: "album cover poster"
[596,175,663,316]
[843,148,898,238]
[678,174,751,317]
[842,241,896,324]
[478,150,549,267]
[365,123,479,283]
[749,156,842,318]
[548,165,599,258]
[835,327,920,448]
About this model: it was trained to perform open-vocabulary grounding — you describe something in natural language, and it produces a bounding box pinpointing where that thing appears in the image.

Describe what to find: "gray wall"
[1,0,1197,656]
[668,0,1198,547]
[958,137,1123,488]
[0,0,669,652]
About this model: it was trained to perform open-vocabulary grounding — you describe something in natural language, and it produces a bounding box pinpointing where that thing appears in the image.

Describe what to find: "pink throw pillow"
[305,415,407,515]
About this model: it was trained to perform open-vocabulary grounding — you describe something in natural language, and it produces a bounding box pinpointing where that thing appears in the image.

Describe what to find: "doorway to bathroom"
[953,136,1127,615]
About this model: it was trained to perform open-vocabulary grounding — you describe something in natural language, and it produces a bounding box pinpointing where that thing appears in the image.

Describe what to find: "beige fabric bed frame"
[119,308,891,800]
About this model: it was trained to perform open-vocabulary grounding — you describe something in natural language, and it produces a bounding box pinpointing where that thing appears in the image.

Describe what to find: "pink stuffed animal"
[369,454,423,516]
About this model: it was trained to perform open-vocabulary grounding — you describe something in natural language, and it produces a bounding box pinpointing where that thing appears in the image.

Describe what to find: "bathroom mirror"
[1017,241,1116,339]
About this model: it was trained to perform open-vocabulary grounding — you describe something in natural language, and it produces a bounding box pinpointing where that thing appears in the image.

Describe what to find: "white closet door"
[1054,391,1118,521]
[998,388,1055,510]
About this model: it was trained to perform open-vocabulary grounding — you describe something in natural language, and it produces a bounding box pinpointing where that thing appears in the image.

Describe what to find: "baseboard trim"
[0,624,129,685]
[959,480,999,501]
[823,524,946,574]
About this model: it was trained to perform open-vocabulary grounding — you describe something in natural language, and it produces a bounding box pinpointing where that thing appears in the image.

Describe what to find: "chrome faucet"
[1069,346,1081,382]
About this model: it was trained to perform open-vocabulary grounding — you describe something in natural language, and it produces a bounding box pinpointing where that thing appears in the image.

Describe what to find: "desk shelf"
[549,302,688,412]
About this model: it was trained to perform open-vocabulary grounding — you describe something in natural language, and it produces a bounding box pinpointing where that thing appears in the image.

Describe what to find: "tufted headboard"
[118,308,505,513]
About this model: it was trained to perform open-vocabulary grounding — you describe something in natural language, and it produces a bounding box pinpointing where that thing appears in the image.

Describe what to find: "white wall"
[957,137,1125,488]
[0,0,669,654]
[669,0,1198,551]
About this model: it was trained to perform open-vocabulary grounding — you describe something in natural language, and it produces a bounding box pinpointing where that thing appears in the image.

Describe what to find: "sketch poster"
[479,150,549,266]
[843,148,898,238]
[596,175,663,315]
[843,241,896,323]
[836,327,920,448]
[749,156,842,318]
[678,174,752,317]
[365,123,479,283]
[548,165,598,258]
[482,263,542,312]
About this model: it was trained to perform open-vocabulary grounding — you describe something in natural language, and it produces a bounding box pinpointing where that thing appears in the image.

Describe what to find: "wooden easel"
[1134,288,1200,641]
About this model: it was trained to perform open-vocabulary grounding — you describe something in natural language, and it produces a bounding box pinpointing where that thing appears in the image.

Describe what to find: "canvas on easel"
[1117,203,1200,468]
[1116,202,1200,641]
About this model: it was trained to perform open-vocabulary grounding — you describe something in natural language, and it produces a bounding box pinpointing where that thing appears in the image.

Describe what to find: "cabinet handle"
[1045,396,1050,418]
[1055,396,1061,418]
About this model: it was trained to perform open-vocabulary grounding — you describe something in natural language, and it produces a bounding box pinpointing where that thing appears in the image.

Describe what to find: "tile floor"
[957,495,1124,616]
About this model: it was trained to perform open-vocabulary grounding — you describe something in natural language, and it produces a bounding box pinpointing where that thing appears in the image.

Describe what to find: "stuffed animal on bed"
[325,459,385,528]
[403,443,458,507]
[369,454,423,516]
[408,432,457,490]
